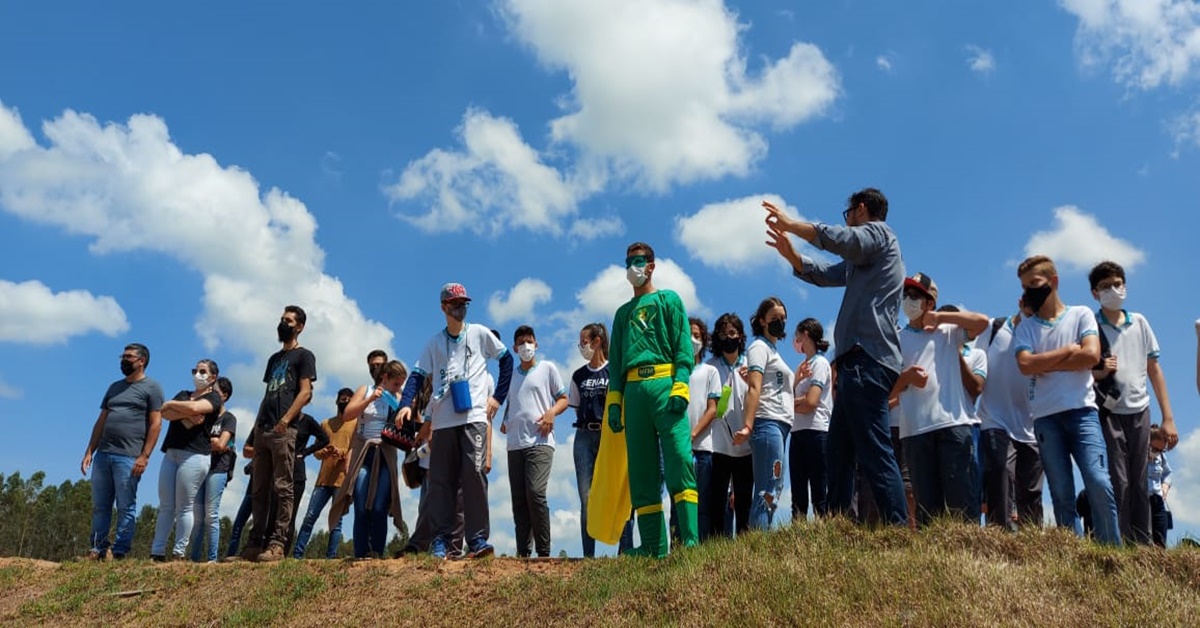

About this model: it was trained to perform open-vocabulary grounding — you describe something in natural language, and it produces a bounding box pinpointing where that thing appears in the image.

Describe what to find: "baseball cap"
[904,272,938,302]
[440,283,471,302]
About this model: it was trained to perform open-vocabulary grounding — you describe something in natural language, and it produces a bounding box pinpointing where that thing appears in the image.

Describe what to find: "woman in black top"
[151,359,224,561]
[188,377,237,562]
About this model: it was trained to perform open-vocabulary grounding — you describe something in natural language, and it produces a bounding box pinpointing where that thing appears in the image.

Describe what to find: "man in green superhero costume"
[606,241,698,557]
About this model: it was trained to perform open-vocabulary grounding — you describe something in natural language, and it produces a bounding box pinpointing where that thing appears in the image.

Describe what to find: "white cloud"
[572,258,708,324]
[488,277,554,325]
[0,376,21,400]
[876,55,894,72]
[0,103,394,392]
[1059,0,1200,90]
[0,279,128,344]
[1167,107,1200,157]
[675,193,820,273]
[567,215,625,240]
[496,0,840,191]
[1022,205,1147,274]
[1163,428,1200,527]
[966,45,996,74]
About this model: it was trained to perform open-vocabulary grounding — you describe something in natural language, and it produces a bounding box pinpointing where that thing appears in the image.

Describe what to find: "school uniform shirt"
[792,355,833,432]
[1013,305,1099,421]
[709,354,751,458]
[504,360,566,451]
[746,337,795,427]
[161,389,225,454]
[568,362,609,428]
[977,317,1036,443]
[964,346,988,423]
[1096,309,1161,415]
[897,323,976,439]
[413,322,509,431]
[687,362,723,452]
[1148,453,1172,497]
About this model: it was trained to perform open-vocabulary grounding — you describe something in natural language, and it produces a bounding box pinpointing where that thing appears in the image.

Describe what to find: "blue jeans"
[903,425,979,525]
[225,481,254,557]
[151,448,211,557]
[749,419,789,530]
[693,450,713,540]
[89,450,141,556]
[293,484,343,559]
[826,351,908,525]
[789,430,829,518]
[1035,407,1120,545]
[353,448,391,558]
[188,471,229,562]
[573,428,633,557]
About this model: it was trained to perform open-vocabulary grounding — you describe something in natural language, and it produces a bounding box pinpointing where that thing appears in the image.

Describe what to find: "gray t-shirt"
[98,377,165,457]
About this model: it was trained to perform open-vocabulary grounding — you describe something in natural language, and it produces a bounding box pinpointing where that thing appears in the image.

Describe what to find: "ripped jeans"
[749,419,790,530]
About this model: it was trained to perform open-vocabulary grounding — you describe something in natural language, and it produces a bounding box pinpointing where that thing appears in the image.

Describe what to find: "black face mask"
[718,336,740,354]
[767,319,787,340]
[277,321,296,343]
[119,359,136,376]
[336,401,349,415]
[1023,285,1053,314]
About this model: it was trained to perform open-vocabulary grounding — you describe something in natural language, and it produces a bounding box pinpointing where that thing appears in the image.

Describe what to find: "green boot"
[622,510,668,558]
[674,498,699,548]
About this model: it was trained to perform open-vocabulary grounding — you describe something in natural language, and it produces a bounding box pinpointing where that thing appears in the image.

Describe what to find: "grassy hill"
[3,518,1199,626]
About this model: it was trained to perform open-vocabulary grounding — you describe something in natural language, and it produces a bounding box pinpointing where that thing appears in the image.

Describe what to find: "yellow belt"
[626,363,674,382]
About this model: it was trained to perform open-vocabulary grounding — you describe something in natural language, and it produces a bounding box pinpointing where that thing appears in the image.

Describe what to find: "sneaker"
[150,555,167,563]
[256,544,285,563]
[430,538,448,560]
[222,544,261,563]
[467,540,494,559]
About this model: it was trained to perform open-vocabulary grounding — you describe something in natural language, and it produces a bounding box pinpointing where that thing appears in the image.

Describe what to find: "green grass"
[3,519,1200,626]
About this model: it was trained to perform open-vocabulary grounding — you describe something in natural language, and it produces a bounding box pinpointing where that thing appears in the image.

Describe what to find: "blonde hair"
[1017,255,1057,280]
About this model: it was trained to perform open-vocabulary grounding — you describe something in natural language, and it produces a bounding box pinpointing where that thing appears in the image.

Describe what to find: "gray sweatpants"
[508,445,553,557]
[428,423,490,548]
[1100,407,1151,544]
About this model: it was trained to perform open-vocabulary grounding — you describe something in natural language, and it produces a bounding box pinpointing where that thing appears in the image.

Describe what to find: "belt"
[574,422,602,432]
[626,363,674,382]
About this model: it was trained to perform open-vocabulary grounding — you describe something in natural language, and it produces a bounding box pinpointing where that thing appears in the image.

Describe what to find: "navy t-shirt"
[256,347,317,429]
[569,363,609,426]
[98,377,165,457]
[161,389,225,454]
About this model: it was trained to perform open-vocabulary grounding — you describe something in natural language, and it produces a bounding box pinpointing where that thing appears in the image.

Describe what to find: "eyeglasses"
[842,205,857,222]
[191,369,210,376]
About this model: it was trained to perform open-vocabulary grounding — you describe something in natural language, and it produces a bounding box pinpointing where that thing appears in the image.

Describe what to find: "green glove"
[667,395,688,415]
[607,404,624,433]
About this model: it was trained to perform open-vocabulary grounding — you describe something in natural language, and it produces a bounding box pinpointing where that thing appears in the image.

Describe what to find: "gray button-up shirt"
[794,220,904,375]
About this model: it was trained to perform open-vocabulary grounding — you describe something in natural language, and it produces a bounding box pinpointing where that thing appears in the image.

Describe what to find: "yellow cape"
[585,408,631,545]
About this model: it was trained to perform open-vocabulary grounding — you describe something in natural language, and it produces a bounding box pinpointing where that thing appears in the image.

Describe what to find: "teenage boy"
[1014,256,1119,545]
[293,388,357,558]
[976,305,1044,529]
[243,305,317,562]
[1088,261,1177,544]
[81,343,164,560]
[397,283,513,559]
[890,274,989,524]
[605,242,698,557]
[501,325,568,557]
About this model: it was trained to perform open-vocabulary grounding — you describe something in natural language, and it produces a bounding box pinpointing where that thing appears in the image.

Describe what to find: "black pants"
[1150,493,1170,548]
[710,453,753,537]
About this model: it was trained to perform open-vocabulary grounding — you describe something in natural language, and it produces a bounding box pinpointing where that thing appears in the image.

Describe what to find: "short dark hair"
[513,325,536,344]
[336,387,354,399]
[848,188,888,221]
[216,376,233,401]
[1088,261,1126,291]
[689,317,710,361]
[712,313,746,356]
[750,296,787,337]
[198,358,219,378]
[125,343,150,367]
[367,349,388,363]
[284,305,307,326]
[795,318,830,353]
[626,241,655,262]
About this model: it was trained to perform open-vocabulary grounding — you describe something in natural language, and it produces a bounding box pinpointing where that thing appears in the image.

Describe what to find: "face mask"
[277,321,296,343]
[1099,286,1126,310]
[517,342,537,363]
[447,304,467,322]
[336,401,349,415]
[120,359,136,376]
[192,372,211,390]
[1023,285,1053,313]
[626,264,648,288]
[718,336,739,354]
[578,342,595,361]
[692,336,703,356]
[767,319,786,340]
[902,297,925,322]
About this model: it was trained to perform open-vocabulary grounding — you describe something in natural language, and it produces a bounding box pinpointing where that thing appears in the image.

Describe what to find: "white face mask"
[1099,286,1126,310]
[902,297,925,322]
[517,342,537,363]
[691,336,703,356]
[579,343,595,361]
[626,264,648,288]
[193,372,211,390]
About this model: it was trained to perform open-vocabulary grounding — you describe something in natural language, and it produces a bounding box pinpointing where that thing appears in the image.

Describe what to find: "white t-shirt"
[1097,310,1160,414]
[357,384,391,441]
[1013,305,1099,420]
[897,323,976,439]
[413,322,509,430]
[977,317,1035,443]
[792,355,832,432]
[504,360,566,451]
[687,362,722,452]
[964,346,988,424]
[746,337,795,426]
[708,354,751,458]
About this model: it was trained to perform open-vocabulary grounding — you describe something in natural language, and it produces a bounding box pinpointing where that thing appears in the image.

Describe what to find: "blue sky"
[1,1,1198,555]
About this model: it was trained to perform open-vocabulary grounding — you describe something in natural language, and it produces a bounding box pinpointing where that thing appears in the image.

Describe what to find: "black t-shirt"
[161,389,225,454]
[570,363,609,425]
[209,411,238,475]
[292,413,330,482]
[256,346,318,429]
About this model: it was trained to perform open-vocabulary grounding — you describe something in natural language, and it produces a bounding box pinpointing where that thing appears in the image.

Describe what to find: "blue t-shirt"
[98,377,165,457]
